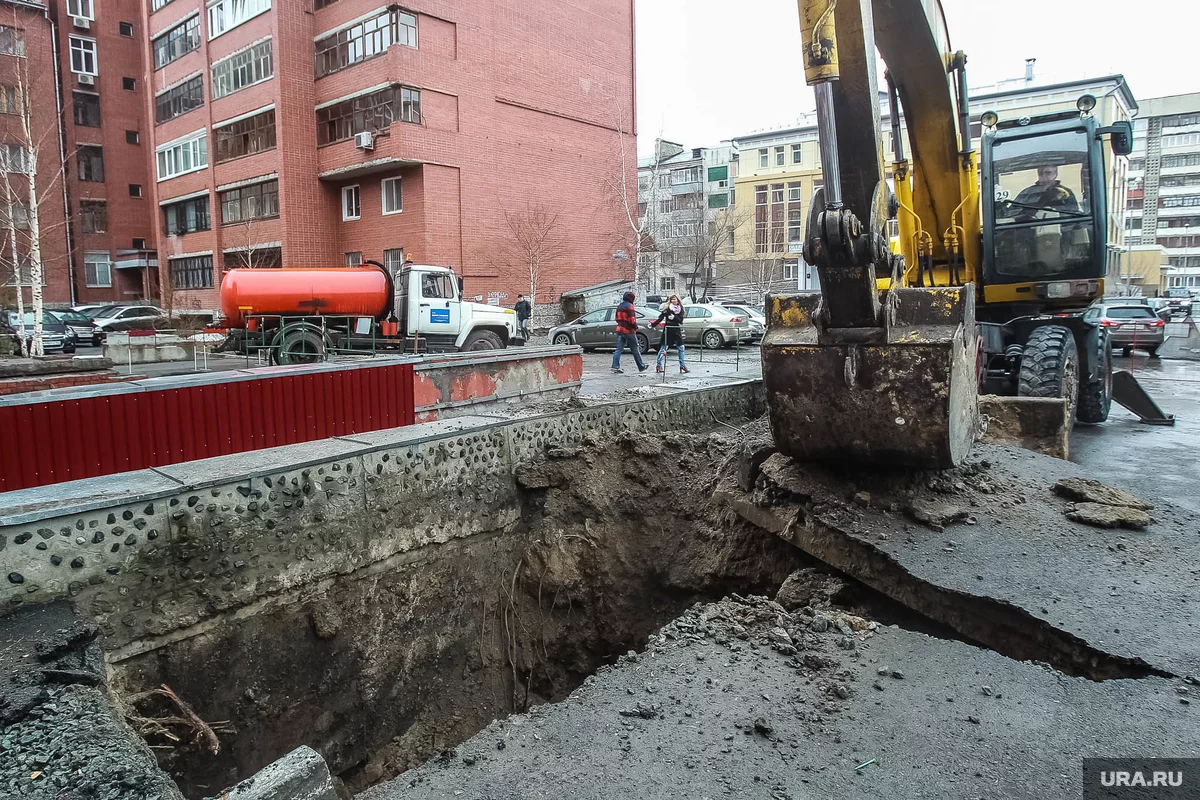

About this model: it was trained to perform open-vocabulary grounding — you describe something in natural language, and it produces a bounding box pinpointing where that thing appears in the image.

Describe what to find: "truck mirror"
[1106,120,1134,157]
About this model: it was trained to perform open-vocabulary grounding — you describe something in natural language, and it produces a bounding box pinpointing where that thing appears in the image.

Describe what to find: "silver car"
[716,303,766,341]
[548,306,663,354]
[682,304,757,349]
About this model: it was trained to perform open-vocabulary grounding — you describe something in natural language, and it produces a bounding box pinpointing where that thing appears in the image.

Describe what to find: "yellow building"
[726,74,1137,289]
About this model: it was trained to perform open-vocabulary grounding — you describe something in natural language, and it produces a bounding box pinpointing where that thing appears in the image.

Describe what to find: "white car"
[716,303,766,341]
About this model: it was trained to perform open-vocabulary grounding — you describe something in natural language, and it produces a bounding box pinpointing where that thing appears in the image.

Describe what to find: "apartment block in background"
[142,0,637,316]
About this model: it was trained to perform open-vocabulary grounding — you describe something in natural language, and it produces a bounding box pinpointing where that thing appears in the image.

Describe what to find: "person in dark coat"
[650,295,689,373]
[514,294,531,340]
[612,290,648,374]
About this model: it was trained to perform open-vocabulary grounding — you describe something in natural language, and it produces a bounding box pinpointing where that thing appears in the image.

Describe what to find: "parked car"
[682,304,757,349]
[2,310,77,353]
[548,306,664,354]
[1082,304,1165,358]
[84,304,168,340]
[715,303,766,341]
[54,308,101,345]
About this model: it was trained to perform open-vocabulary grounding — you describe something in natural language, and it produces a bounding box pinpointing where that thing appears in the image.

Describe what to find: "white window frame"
[791,143,802,164]
[208,0,272,41]
[758,149,768,168]
[787,186,802,202]
[659,276,675,291]
[69,36,98,76]
[774,146,785,166]
[67,0,95,20]
[381,176,402,215]
[155,130,208,182]
[84,251,111,288]
[342,184,360,220]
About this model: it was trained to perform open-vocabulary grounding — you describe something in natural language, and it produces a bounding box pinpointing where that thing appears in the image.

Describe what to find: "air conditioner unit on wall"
[354,131,375,151]
[72,16,90,29]
[77,73,94,86]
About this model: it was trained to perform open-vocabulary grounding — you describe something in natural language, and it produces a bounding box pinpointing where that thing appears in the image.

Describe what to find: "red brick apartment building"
[3,0,637,315]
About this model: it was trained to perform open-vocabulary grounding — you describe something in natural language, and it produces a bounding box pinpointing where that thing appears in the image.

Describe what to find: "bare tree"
[499,205,568,318]
[678,206,751,302]
[224,218,279,270]
[603,108,667,295]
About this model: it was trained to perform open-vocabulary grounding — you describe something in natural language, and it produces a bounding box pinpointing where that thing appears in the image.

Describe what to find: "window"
[73,92,99,127]
[69,36,97,75]
[783,261,798,281]
[208,0,271,39]
[219,179,278,223]
[162,194,210,234]
[1163,113,1200,128]
[0,201,29,229]
[342,185,360,220]
[155,131,207,180]
[76,146,104,181]
[155,76,204,124]
[1163,153,1200,169]
[1163,133,1200,148]
[316,84,420,146]
[775,146,784,166]
[708,193,729,209]
[792,143,802,164]
[787,184,802,202]
[758,149,768,168]
[315,0,340,8]
[421,273,454,298]
[707,165,728,182]
[152,15,200,69]
[344,251,362,267]
[771,185,784,204]
[223,246,280,269]
[84,251,111,287]
[152,0,176,10]
[0,144,27,173]
[211,39,273,99]
[214,108,276,163]
[0,85,18,115]
[123,77,136,91]
[659,276,675,291]
[381,176,402,214]
[1163,195,1200,208]
[787,208,802,242]
[80,200,107,233]
[0,25,25,57]
[129,184,142,197]
[169,254,213,289]
[126,130,140,145]
[67,0,94,18]
[314,7,417,78]
[384,248,405,272]
[119,22,135,37]
[670,167,700,185]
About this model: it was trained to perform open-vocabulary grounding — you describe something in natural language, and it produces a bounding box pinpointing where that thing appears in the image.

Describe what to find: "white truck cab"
[396,265,518,351]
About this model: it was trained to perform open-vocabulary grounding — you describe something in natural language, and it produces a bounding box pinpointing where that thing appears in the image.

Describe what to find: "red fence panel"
[0,362,416,493]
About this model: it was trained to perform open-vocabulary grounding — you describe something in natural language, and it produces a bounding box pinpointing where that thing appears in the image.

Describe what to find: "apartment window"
[133,238,147,249]
[67,0,94,18]
[384,248,405,272]
[152,0,176,10]
[1,201,29,229]
[208,0,272,39]
[316,84,420,146]
[162,194,210,235]
[0,85,18,115]
[342,185,360,220]
[314,0,340,8]
[670,167,700,185]
[223,246,281,270]
[69,37,97,75]
[169,254,214,289]
[775,146,785,166]
[155,132,207,180]
[787,184,802,202]
[783,261,798,281]
[758,149,768,168]
[219,179,278,223]
[79,200,107,233]
[787,208,803,243]
[708,193,729,209]
[155,75,204,124]
[314,7,417,79]
[73,92,100,127]
[1163,113,1200,128]
[77,146,104,181]
[119,22,135,37]
[126,130,140,145]
[214,108,276,163]
[152,15,201,69]
[1163,153,1200,169]
[659,276,676,291]
[84,251,111,287]
[771,185,784,204]
[791,143,802,164]
[123,77,136,91]
[211,39,273,99]
[129,184,143,197]
[0,25,25,57]
[381,176,402,214]
[0,144,27,173]
[344,251,362,267]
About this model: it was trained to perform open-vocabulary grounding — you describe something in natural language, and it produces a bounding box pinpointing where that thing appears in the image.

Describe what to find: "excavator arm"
[762,0,982,469]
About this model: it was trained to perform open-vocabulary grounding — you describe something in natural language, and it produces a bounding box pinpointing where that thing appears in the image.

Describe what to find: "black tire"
[277,328,325,364]
[1147,346,1160,359]
[1077,338,1111,424]
[1121,347,1132,358]
[461,330,504,352]
[553,333,572,346]
[702,329,725,350]
[635,333,649,354]
[1017,325,1080,428]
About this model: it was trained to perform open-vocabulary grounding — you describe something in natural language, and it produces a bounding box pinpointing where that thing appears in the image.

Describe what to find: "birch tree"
[500,205,568,317]
[604,107,663,295]
[680,206,751,302]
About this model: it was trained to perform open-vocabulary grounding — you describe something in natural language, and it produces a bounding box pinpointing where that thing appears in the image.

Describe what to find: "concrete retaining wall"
[412,345,583,421]
[104,333,196,364]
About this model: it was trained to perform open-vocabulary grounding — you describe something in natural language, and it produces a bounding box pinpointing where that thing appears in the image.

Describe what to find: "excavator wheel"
[1017,325,1080,429]
[1077,338,1112,425]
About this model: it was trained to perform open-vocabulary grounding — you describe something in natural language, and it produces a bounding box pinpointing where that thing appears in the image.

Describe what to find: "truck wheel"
[461,330,504,351]
[1017,325,1080,428]
[277,328,325,364]
[1077,338,1112,424]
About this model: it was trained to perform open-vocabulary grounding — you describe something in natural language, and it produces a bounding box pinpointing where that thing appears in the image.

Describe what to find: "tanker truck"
[217,261,519,363]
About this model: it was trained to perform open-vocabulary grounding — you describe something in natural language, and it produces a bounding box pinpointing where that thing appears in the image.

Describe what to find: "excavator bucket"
[762,286,980,470]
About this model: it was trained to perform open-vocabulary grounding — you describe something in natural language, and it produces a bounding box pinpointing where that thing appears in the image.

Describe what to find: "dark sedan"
[2,310,77,353]
[548,306,664,354]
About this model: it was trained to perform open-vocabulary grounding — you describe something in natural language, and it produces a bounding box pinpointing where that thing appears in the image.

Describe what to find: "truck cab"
[394,264,518,351]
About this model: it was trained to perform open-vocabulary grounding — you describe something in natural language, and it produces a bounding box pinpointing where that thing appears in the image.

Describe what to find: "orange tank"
[220,267,392,328]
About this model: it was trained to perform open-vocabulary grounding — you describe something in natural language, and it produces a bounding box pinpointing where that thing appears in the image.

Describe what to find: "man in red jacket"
[612,291,648,374]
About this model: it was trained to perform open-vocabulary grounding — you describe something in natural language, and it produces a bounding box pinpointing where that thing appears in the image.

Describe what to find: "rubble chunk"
[1052,477,1151,510]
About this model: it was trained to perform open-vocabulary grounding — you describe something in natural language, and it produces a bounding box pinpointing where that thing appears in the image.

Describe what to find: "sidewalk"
[576,348,762,399]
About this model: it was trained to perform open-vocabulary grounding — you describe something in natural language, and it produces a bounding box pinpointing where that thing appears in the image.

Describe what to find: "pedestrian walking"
[650,295,690,374]
[612,291,648,374]
[514,294,531,341]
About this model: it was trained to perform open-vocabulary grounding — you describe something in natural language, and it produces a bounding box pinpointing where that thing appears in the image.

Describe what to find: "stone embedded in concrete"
[205,746,338,800]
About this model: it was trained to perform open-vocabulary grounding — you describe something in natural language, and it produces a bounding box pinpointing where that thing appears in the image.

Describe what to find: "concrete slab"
[367,596,1200,800]
[740,443,1200,679]
[153,437,367,487]
[335,415,504,447]
[0,469,182,525]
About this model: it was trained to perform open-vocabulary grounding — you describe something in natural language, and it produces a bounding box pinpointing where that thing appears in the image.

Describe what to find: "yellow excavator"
[762,0,1170,469]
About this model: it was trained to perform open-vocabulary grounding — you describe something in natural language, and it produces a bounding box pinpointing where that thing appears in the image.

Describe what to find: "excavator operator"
[1010,165,1082,221]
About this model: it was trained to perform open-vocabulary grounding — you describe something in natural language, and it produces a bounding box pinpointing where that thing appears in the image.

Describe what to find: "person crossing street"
[650,295,689,374]
[612,291,648,374]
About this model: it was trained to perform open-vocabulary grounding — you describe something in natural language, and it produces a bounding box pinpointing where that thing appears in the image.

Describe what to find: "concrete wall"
[412,345,583,421]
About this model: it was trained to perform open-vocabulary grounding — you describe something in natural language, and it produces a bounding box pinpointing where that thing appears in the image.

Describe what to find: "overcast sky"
[635,0,1196,154]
